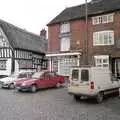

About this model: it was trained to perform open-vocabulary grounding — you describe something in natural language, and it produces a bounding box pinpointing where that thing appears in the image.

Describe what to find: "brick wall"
[48,24,60,52]
[47,11,120,65]
[88,12,120,63]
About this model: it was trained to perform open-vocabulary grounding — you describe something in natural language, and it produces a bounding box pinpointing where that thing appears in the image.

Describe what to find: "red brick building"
[47,0,120,78]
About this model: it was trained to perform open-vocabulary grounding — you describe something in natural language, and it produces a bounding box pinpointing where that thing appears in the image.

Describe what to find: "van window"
[81,70,89,81]
[72,69,79,81]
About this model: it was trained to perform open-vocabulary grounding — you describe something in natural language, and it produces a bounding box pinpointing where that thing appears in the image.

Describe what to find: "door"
[47,72,56,87]
[36,72,50,88]
[71,68,90,93]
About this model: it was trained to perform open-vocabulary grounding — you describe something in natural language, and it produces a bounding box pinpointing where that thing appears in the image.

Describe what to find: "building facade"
[47,0,120,78]
[0,20,47,76]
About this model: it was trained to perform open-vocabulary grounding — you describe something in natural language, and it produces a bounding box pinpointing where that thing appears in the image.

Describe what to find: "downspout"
[11,50,15,73]
[85,0,88,65]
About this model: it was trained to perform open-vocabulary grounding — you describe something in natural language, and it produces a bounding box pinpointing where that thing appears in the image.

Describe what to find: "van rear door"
[71,68,90,86]
[71,69,80,86]
[71,68,91,92]
[80,68,90,85]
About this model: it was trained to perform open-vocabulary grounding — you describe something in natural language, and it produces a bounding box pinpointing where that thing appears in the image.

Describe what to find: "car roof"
[15,71,34,74]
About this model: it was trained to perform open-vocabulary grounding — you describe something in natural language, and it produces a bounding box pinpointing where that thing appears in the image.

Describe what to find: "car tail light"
[90,81,94,89]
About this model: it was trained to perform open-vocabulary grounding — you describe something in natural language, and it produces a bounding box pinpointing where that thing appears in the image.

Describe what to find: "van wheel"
[31,85,37,93]
[96,92,104,104]
[74,95,80,101]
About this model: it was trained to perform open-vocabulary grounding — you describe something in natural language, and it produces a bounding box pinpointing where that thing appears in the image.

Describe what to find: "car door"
[37,72,50,88]
[47,72,56,87]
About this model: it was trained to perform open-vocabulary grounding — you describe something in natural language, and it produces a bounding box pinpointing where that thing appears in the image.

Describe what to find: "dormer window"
[60,22,70,33]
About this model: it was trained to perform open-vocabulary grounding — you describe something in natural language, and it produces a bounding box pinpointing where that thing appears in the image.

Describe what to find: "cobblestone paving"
[0,88,120,120]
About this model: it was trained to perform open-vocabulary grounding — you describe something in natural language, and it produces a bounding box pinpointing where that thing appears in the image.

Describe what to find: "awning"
[46,52,81,57]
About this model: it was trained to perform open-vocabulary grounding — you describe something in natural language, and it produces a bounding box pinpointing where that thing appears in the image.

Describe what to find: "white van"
[68,66,120,103]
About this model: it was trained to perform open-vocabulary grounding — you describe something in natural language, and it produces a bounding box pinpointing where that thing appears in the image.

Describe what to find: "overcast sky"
[0,0,91,35]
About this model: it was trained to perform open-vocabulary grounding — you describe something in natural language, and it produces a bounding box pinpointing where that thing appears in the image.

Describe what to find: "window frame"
[93,30,114,46]
[0,60,7,70]
[94,55,109,67]
[60,37,70,51]
[92,14,114,25]
[60,22,70,33]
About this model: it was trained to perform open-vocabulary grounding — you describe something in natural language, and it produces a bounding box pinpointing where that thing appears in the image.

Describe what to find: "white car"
[0,71,34,89]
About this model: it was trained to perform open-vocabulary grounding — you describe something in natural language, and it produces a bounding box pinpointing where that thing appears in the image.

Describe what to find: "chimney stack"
[40,28,46,39]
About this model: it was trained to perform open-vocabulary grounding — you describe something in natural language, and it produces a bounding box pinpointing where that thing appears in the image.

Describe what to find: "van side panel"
[91,67,112,91]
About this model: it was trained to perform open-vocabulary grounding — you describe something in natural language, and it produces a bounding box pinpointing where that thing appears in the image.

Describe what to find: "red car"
[15,70,65,92]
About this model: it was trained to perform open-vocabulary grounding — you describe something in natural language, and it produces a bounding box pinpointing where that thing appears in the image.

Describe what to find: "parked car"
[0,71,34,89]
[15,70,65,92]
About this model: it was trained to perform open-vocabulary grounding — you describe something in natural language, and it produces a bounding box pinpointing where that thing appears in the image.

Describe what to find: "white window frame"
[94,55,109,67]
[93,30,114,46]
[92,13,114,25]
[60,37,70,51]
[60,22,70,33]
[0,60,6,70]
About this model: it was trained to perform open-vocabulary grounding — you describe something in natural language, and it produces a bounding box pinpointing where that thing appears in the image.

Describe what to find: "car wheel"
[74,95,80,101]
[9,83,15,89]
[96,92,104,104]
[56,82,61,88]
[31,85,37,93]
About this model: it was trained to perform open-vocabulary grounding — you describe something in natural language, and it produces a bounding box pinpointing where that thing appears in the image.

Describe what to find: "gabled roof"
[0,20,47,54]
[47,0,120,25]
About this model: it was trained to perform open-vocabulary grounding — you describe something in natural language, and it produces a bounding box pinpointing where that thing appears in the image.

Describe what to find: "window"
[59,57,78,76]
[0,32,9,47]
[72,69,79,81]
[60,37,70,51]
[93,30,114,46]
[81,70,89,81]
[18,60,33,69]
[115,59,120,78]
[0,60,6,70]
[94,55,109,67]
[92,14,114,25]
[60,22,70,33]
[17,73,27,78]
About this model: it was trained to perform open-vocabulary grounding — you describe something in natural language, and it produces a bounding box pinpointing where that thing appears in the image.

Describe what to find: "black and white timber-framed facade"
[0,20,47,76]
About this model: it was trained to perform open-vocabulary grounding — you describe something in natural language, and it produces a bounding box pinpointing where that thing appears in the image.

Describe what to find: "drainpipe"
[85,0,88,65]
[11,50,15,73]
[50,57,52,72]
